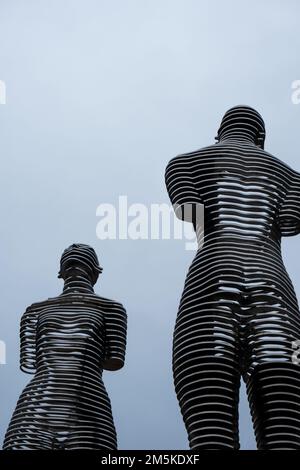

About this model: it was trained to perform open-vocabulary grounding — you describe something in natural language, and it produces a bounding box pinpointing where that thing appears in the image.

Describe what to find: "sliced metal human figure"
[3,243,127,450]
[166,105,300,449]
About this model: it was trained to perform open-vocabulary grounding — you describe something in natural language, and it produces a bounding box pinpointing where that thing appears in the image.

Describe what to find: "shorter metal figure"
[3,244,127,450]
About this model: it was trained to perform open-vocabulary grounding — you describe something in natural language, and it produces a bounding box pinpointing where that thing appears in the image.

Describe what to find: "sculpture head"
[58,243,102,286]
[216,105,266,149]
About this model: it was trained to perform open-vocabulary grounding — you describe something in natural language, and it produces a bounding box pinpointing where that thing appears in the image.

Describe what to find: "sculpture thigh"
[4,425,117,451]
[3,376,117,450]
[243,288,300,450]
[173,242,300,450]
[173,296,241,450]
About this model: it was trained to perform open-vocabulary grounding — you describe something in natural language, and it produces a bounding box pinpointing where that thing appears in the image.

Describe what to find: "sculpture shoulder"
[166,145,216,171]
[216,143,298,177]
[24,295,126,317]
[24,299,51,314]
[287,163,300,182]
[93,295,127,316]
[167,143,297,173]
[259,149,298,174]
[263,151,300,183]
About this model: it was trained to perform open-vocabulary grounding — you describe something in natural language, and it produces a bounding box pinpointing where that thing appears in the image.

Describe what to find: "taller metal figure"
[165,106,300,450]
[3,244,127,450]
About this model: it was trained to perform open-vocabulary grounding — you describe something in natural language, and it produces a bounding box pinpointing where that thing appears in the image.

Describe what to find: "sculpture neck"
[62,275,94,294]
[219,130,256,144]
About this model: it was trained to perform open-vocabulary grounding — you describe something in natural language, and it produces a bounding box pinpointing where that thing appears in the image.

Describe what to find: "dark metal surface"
[166,106,300,449]
[3,244,127,450]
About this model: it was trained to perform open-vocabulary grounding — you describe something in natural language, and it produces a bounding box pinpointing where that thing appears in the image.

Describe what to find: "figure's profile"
[3,243,127,450]
[165,105,300,449]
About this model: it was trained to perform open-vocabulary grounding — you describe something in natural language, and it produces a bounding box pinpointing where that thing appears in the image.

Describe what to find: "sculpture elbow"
[102,357,124,371]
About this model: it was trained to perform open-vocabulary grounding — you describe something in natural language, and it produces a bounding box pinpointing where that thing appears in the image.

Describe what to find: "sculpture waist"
[34,365,104,378]
[202,231,281,247]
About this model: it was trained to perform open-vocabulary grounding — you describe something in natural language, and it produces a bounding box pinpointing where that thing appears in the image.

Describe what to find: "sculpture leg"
[246,363,300,449]
[64,436,117,450]
[244,293,300,449]
[3,424,54,450]
[173,306,241,449]
[60,420,118,450]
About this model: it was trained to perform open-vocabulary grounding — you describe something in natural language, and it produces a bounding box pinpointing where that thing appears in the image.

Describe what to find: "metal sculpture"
[3,243,127,450]
[165,105,300,450]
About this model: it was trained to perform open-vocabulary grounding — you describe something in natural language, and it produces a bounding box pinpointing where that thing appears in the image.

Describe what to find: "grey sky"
[1,0,300,449]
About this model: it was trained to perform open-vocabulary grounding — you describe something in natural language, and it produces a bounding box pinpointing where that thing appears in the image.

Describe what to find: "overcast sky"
[1,0,300,450]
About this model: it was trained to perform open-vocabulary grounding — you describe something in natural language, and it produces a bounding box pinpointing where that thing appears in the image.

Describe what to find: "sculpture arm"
[279,171,300,237]
[20,305,38,374]
[103,302,127,371]
[165,155,203,222]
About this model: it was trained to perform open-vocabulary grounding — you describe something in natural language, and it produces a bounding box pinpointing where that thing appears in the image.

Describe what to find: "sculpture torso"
[36,295,107,378]
[168,138,300,244]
